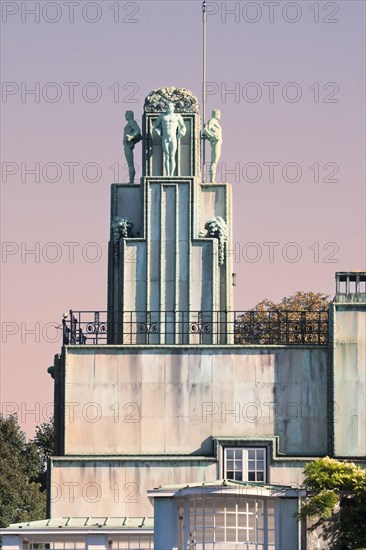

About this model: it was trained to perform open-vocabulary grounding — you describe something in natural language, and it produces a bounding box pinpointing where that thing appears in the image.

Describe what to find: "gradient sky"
[1,0,365,436]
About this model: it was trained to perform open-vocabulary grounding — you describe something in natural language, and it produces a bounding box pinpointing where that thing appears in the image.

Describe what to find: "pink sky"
[1,0,365,436]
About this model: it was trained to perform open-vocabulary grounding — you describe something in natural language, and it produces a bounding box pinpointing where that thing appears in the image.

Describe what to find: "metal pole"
[202,0,207,182]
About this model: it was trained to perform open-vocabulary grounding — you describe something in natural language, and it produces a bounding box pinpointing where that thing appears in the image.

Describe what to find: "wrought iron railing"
[62,310,108,345]
[234,310,328,345]
[62,310,329,346]
[118,310,230,345]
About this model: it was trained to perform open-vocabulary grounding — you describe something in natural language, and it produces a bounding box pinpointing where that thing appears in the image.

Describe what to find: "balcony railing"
[62,310,108,345]
[62,310,329,346]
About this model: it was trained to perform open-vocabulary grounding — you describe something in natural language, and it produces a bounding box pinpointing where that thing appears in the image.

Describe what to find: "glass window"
[224,447,267,483]
[185,494,276,549]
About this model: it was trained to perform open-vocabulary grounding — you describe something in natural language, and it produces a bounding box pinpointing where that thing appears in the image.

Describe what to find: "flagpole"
[202,0,207,182]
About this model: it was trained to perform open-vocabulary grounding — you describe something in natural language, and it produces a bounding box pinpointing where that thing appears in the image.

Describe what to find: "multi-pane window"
[114,534,154,549]
[224,448,266,482]
[23,537,153,549]
[182,494,276,549]
[25,542,84,549]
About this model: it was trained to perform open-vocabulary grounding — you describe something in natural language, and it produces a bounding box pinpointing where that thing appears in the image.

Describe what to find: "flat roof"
[148,479,305,499]
[4,516,153,531]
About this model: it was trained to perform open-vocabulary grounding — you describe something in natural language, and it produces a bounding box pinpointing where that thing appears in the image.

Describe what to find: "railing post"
[62,317,69,345]
[301,311,306,344]
[335,273,340,294]
[226,310,235,345]
[94,311,98,345]
[356,274,360,294]
[70,309,75,344]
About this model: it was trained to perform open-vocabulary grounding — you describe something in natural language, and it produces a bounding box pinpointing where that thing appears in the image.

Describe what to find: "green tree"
[252,290,331,312]
[235,291,330,344]
[31,418,55,492]
[299,457,366,549]
[0,415,54,528]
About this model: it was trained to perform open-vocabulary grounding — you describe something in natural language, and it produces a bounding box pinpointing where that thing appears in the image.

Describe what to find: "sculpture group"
[123,98,222,182]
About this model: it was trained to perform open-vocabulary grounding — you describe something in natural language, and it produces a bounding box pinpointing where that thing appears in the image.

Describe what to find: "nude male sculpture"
[152,102,186,177]
[203,109,222,183]
[123,111,142,183]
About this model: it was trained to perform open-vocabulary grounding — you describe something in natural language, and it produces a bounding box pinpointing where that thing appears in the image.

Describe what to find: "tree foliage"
[299,457,366,549]
[31,418,55,492]
[0,415,54,528]
[252,291,331,312]
[235,291,331,345]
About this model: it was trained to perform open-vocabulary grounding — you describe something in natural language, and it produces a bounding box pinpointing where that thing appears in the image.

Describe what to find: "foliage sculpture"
[144,86,199,113]
[112,216,134,261]
[200,216,228,266]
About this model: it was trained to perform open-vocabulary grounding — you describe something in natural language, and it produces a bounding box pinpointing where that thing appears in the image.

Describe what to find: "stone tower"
[107,87,234,345]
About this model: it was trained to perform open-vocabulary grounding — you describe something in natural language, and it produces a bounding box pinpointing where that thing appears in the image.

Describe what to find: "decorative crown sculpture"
[144,86,199,113]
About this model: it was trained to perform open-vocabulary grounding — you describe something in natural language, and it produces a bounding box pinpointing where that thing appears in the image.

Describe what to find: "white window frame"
[224,447,267,483]
[182,494,276,549]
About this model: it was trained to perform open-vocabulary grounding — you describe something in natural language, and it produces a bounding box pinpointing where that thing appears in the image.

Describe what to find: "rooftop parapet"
[335,271,366,303]
[62,309,329,346]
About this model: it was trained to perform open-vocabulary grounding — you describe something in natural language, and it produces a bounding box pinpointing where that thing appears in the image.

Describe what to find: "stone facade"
[107,179,233,345]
